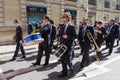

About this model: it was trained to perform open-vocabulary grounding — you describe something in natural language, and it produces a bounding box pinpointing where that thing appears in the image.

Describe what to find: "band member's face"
[42,17,48,24]
[82,20,87,25]
[14,22,18,26]
[109,20,114,25]
[62,15,69,23]
[41,22,44,27]
[96,24,99,27]
[98,24,102,27]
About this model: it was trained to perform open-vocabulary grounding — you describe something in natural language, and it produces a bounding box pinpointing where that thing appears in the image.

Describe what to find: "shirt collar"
[17,24,20,27]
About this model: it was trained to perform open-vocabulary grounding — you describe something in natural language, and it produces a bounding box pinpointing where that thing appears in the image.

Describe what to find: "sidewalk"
[0,44,38,55]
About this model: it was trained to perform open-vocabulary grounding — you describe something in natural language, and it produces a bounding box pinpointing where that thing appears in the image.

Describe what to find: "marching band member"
[26,21,33,35]
[57,13,77,77]
[94,21,106,59]
[105,19,119,56]
[32,15,51,66]
[117,22,120,46]
[49,19,56,54]
[78,18,95,71]
[11,20,26,61]
[103,22,110,49]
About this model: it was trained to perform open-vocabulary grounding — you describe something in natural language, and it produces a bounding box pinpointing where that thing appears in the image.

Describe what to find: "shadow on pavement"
[3,61,60,80]
[114,47,120,54]
[0,60,12,65]
[43,62,81,80]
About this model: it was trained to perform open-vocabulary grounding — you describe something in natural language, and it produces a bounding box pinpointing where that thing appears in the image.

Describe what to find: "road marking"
[42,52,120,80]
[102,55,120,66]
[0,44,119,80]
[49,59,59,64]
[0,68,2,73]
[0,68,5,80]
[69,52,120,80]
[69,63,111,80]
[48,58,111,80]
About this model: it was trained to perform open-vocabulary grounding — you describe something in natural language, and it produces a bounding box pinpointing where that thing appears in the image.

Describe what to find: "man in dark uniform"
[105,19,119,56]
[11,20,26,61]
[32,15,51,67]
[117,22,120,46]
[94,21,106,59]
[26,21,33,34]
[49,19,56,54]
[78,18,95,71]
[57,13,77,77]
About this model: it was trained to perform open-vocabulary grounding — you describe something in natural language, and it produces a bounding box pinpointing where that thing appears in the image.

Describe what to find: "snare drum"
[54,44,67,58]
[23,33,44,46]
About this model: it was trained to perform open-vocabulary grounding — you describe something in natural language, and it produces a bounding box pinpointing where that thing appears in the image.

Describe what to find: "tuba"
[86,30,101,61]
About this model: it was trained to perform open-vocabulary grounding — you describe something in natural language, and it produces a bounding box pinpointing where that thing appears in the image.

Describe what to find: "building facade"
[0,0,120,43]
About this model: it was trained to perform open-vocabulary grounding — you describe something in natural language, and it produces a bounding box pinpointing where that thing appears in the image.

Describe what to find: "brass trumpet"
[86,30,100,61]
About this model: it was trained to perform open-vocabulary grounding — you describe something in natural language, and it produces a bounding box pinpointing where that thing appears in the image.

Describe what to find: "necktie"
[83,26,86,37]
[108,26,111,32]
[64,25,67,34]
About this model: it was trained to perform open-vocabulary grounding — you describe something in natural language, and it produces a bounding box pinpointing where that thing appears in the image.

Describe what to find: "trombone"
[86,30,101,61]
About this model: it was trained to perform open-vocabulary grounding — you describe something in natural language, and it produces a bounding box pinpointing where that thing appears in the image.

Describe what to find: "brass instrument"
[94,27,100,39]
[13,34,16,42]
[104,27,110,38]
[86,30,100,61]
[95,28,98,39]
[104,31,109,38]
[31,29,40,34]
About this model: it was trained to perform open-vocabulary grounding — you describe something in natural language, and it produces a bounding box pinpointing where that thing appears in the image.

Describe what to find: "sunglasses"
[62,16,68,18]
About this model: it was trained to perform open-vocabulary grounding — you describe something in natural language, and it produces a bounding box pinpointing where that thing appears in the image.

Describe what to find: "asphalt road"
[0,41,120,80]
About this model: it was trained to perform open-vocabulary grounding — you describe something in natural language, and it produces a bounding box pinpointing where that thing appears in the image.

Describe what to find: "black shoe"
[104,47,109,49]
[10,58,16,61]
[104,52,111,57]
[85,62,90,67]
[58,59,61,62]
[32,63,40,66]
[43,63,48,67]
[108,53,111,56]
[79,67,84,71]
[70,69,75,76]
[21,56,26,59]
[58,74,67,77]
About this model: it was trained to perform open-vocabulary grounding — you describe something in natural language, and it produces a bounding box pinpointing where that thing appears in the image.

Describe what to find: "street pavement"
[0,41,120,80]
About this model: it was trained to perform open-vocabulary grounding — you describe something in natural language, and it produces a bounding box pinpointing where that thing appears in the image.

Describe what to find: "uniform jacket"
[16,25,23,42]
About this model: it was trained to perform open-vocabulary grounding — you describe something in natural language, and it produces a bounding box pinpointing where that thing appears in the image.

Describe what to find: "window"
[104,0,110,8]
[116,0,120,10]
[67,0,77,2]
[27,0,45,2]
[27,6,47,24]
[88,0,96,5]
[115,17,119,23]
[116,0,120,3]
